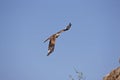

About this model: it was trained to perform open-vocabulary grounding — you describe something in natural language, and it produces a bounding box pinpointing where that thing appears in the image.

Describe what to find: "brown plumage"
[44,23,71,56]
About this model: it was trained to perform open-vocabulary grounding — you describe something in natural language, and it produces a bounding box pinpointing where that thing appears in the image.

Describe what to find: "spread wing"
[44,36,51,43]
[47,35,56,56]
[56,23,71,34]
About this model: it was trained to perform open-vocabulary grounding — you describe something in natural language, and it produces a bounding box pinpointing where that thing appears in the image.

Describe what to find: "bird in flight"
[44,23,72,56]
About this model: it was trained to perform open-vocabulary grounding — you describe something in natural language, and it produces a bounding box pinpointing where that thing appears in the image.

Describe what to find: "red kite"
[44,23,71,56]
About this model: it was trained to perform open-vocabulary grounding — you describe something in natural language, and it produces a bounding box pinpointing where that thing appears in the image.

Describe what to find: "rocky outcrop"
[103,67,120,80]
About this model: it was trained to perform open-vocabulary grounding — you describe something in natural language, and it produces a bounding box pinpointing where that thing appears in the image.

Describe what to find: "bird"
[44,23,71,56]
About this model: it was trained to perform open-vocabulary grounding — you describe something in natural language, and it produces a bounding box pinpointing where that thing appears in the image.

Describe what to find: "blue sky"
[0,0,120,80]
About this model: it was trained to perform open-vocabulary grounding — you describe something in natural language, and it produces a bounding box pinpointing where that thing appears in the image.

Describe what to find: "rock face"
[103,67,120,80]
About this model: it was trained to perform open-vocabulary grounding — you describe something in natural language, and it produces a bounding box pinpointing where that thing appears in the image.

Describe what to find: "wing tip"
[47,54,49,56]
[69,22,72,26]
[65,23,72,30]
[47,50,51,56]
